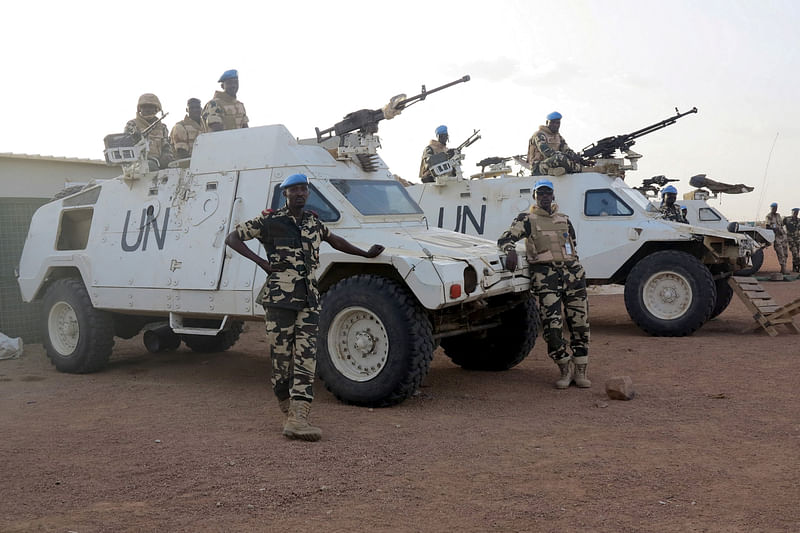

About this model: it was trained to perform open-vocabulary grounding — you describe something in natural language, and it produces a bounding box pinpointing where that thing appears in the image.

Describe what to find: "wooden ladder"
[728,276,800,336]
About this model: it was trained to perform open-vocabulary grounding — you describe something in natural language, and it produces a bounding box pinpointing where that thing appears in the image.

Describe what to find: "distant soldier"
[659,185,688,223]
[170,98,206,159]
[528,112,584,176]
[766,202,789,274]
[224,174,384,442]
[680,204,688,221]
[497,179,591,389]
[419,125,451,183]
[783,207,800,272]
[203,69,249,132]
[125,93,174,170]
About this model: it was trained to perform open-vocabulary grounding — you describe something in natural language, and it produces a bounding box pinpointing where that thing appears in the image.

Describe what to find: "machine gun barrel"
[315,75,471,143]
[579,107,697,160]
[455,129,481,152]
[140,112,169,138]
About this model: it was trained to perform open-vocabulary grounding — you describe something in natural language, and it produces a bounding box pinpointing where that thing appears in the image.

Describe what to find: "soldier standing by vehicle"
[225,174,384,441]
[125,93,174,170]
[527,112,584,177]
[203,69,249,132]
[419,125,451,183]
[658,185,688,223]
[783,207,800,272]
[766,202,789,275]
[170,98,206,159]
[497,179,591,389]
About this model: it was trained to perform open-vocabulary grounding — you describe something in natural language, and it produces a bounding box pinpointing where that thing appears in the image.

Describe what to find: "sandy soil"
[1,247,799,532]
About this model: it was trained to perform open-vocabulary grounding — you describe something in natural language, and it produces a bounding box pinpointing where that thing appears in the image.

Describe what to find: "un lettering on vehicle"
[436,204,486,235]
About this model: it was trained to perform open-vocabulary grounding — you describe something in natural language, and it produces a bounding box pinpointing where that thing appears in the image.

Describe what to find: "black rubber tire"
[624,250,716,336]
[441,296,538,371]
[317,275,434,407]
[41,278,115,373]
[181,321,243,353]
[112,315,148,339]
[709,277,734,320]
[735,248,764,276]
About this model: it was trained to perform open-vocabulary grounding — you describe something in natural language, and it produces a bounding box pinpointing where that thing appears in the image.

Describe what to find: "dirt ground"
[2,248,799,533]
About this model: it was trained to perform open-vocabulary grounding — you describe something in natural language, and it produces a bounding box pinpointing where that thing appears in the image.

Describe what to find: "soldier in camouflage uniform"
[497,179,591,389]
[658,185,688,223]
[225,174,384,441]
[528,112,584,177]
[125,93,174,170]
[170,98,206,159]
[765,202,789,274]
[419,125,452,183]
[203,69,249,132]
[782,207,800,272]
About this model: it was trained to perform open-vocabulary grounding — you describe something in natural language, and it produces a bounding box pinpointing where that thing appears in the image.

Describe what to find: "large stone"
[605,376,635,400]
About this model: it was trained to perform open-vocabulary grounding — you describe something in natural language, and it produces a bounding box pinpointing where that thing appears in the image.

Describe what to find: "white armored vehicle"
[17,78,538,407]
[407,116,751,337]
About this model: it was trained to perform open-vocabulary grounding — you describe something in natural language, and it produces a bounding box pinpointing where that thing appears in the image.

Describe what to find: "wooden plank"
[732,276,759,282]
[758,305,781,313]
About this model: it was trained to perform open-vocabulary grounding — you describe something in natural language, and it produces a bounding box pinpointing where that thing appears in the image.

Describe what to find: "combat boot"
[278,398,290,416]
[574,364,591,388]
[282,399,322,442]
[555,359,573,389]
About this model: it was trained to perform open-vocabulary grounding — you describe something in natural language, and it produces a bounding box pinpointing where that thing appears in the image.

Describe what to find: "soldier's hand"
[364,245,385,258]
[505,249,518,272]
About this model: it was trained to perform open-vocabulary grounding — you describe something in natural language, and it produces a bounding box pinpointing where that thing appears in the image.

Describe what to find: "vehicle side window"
[270,184,340,222]
[584,189,633,216]
[698,207,721,222]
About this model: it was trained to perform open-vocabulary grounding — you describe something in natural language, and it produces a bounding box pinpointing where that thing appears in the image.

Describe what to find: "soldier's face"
[535,188,554,210]
[547,119,561,133]
[283,184,309,209]
[139,104,158,118]
[665,193,676,206]
[438,133,449,145]
[222,78,239,97]
[187,102,202,122]
[793,211,799,218]
[771,206,778,214]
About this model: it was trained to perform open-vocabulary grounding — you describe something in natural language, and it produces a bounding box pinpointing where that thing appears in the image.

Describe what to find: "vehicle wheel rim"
[327,306,389,382]
[48,301,80,355]
[642,270,693,320]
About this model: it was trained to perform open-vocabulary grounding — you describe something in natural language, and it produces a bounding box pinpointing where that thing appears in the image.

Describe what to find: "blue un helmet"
[546,111,562,121]
[218,69,238,82]
[661,185,678,196]
[770,202,778,208]
[280,173,309,189]
[435,125,448,136]
[533,178,554,192]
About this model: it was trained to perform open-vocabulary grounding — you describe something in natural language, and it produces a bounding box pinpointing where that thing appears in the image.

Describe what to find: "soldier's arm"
[568,219,577,244]
[159,125,175,167]
[203,101,224,132]
[171,123,190,158]
[535,132,556,158]
[241,105,249,128]
[325,232,384,258]
[225,217,271,273]
[124,120,141,143]
[497,213,530,271]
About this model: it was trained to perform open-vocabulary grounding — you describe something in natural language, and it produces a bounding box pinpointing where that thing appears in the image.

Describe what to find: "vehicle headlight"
[463,265,478,295]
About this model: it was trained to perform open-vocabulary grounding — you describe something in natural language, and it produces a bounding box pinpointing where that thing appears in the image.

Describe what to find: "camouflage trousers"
[264,306,319,403]
[529,261,590,364]
[773,235,788,268]
[787,235,800,270]
[532,152,582,176]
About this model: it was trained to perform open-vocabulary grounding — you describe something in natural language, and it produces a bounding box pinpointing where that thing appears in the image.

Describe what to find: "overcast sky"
[3,0,798,221]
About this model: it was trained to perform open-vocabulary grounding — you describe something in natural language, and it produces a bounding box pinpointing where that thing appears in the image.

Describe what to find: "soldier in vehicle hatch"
[658,186,688,223]
[125,93,174,170]
[170,98,206,159]
[225,174,384,442]
[203,69,249,132]
[527,112,584,176]
[419,125,451,183]
[497,179,591,390]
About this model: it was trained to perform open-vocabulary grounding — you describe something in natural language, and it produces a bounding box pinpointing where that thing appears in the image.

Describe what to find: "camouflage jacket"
[527,125,576,163]
[170,115,206,157]
[419,140,449,179]
[125,116,173,164]
[498,203,578,264]
[765,212,785,238]
[203,91,248,131]
[659,204,688,223]
[235,207,330,310]
[782,215,800,238]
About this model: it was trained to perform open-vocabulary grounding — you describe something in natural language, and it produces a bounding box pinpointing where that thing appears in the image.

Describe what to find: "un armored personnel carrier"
[17,78,538,407]
[407,112,751,337]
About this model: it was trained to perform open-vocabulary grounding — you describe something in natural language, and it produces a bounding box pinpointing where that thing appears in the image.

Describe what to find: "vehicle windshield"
[330,179,423,216]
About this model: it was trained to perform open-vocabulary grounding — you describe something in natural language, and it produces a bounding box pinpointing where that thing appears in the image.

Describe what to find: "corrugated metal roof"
[0,152,106,165]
